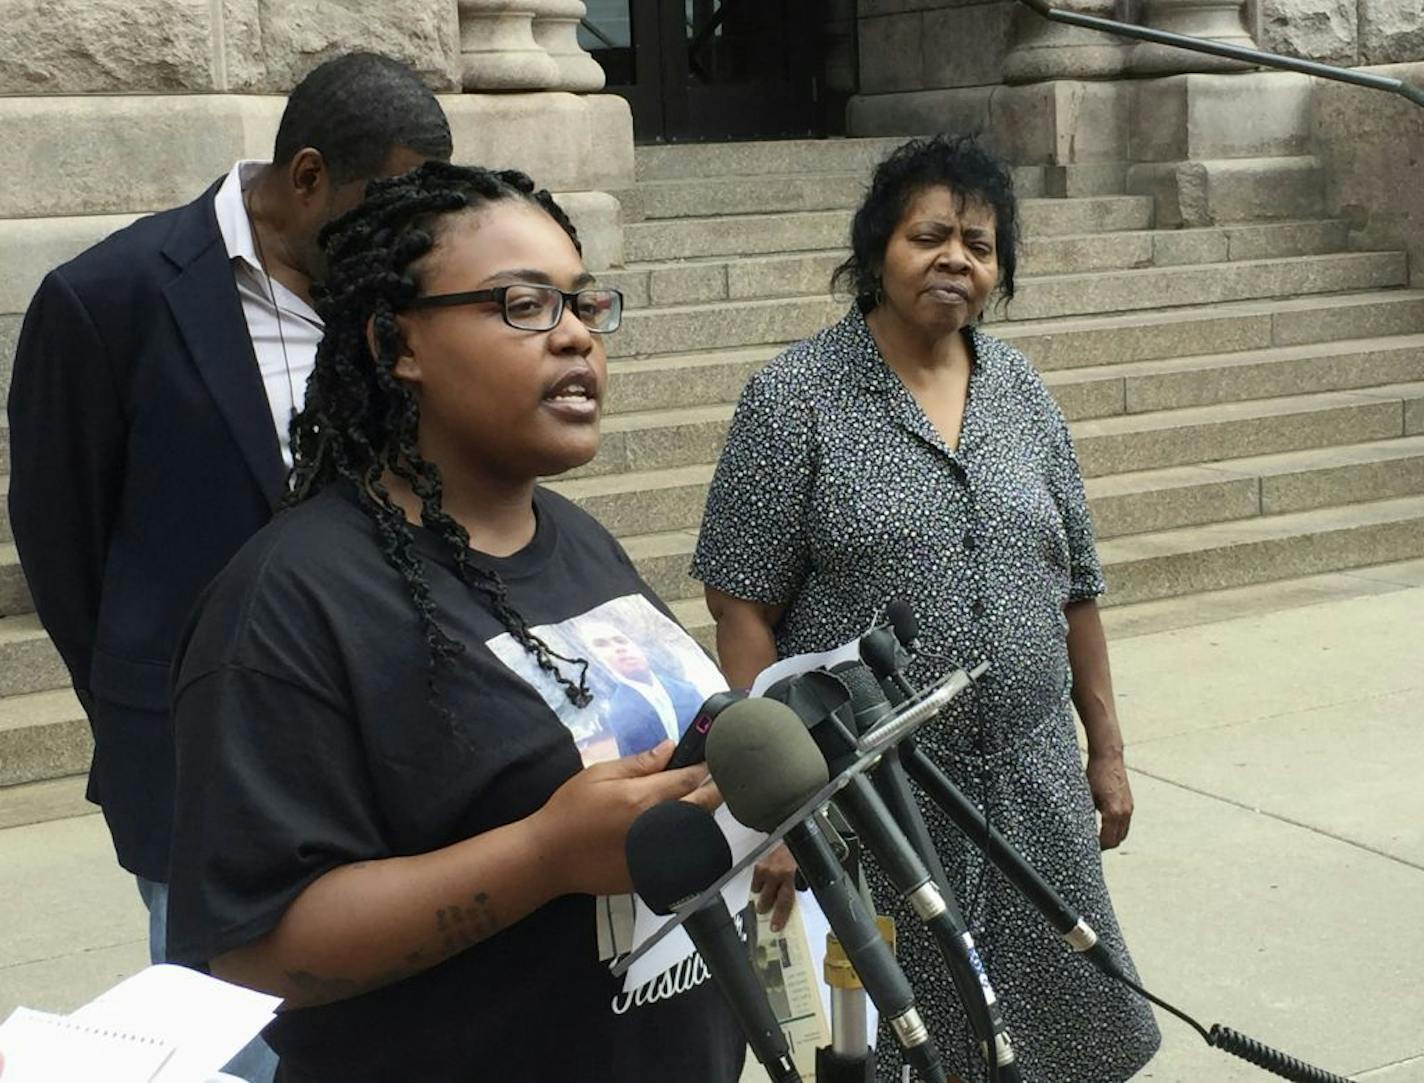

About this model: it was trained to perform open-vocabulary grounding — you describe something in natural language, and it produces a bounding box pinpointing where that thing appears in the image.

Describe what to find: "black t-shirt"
[165,483,745,1082]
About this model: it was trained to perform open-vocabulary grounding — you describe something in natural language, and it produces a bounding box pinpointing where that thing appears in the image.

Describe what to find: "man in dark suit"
[6,52,451,1080]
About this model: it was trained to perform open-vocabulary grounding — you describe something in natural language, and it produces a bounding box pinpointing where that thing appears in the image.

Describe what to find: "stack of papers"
[0,965,281,1082]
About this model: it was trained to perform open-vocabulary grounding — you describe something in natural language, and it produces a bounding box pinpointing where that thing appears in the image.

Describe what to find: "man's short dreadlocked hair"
[286,160,592,714]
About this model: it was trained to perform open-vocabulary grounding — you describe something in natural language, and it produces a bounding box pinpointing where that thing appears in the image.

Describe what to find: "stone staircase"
[578,137,1424,646]
[3,134,1423,810]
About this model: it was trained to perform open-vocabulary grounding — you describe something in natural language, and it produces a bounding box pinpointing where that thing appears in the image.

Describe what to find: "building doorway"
[579,0,829,143]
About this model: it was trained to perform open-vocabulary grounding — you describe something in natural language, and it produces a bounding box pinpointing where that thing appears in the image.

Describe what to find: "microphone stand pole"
[814,822,877,1083]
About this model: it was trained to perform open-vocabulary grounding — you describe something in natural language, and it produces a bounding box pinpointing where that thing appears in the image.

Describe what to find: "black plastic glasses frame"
[400,284,624,333]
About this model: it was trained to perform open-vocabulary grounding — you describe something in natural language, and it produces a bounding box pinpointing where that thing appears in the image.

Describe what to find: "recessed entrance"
[579,0,827,143]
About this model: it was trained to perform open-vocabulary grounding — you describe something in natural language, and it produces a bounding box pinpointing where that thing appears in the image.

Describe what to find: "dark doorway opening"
[580,0,835,144]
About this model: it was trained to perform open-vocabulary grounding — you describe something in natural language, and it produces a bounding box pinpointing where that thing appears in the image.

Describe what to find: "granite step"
[612,172,868,222]
[605,347,777,416]
[1085,437,1424,537]
[574,382,1423,481]
[0,614,68,699]
[0,687,88,788]
[631,490,1424,617]
[550,436,1424,548]
[607,261,1412,360]
[994,291,1424,373]
[601,219,1352,311]
[1018,218,1348,277]
[0,475,9,543]
[0,542,32,618]
[601,293,1424,413]
[1072,383,1424,477]
[1004,251,1407,323]
[621,196,1157,263]
[633,137,931,182]
[1098,493,1424,606]
[1044,334,1424,421]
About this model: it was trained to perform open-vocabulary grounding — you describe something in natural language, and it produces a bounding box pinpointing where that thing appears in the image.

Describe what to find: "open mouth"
[542,368,601,419]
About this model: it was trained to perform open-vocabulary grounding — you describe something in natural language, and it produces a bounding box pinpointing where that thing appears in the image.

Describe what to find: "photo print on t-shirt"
[484,593,726,766]
[487,595,729,963]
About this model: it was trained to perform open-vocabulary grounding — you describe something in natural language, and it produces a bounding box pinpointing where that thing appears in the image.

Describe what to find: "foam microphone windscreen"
[886,600,919,646]
[705,698,829,833]
[626,800,733,915]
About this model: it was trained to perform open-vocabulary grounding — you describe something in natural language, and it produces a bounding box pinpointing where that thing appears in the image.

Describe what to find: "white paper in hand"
[69,964,281,1083]
[0,1005,173,1082]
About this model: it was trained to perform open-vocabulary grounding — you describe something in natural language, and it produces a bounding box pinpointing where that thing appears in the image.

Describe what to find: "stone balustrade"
[1003,0,1131,83]
[1128,0,1257,74]
[531,0,606,92]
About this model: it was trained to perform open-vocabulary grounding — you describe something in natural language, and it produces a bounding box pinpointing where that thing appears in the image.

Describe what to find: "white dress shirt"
[212,160,323,468]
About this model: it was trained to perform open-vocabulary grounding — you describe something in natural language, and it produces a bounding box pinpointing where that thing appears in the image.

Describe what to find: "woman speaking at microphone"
[163,162,744,1082]
[693,136,1160,1082]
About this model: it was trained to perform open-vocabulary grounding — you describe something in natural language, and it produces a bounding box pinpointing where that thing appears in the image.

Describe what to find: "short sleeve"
[692,369,816,606]
[1047,411,1106,602]
[166,659,386,966]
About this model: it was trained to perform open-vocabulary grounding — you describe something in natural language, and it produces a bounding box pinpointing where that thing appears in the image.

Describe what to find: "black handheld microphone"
[626,800,802,1083]
[707,698,949,1083]
[668,690,748,769]
[829,660,950,894]
[773,670,1019,1083]
[864,610,1118,977]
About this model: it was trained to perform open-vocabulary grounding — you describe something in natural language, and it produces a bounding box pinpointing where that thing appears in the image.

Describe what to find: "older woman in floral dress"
[693,136,1161,1082]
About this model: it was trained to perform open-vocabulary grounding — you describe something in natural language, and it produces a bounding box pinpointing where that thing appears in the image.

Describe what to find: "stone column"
[457,0,561,91]
[1128,0,1257,75]
[1003,0,1132,83]
[530,0,606,92]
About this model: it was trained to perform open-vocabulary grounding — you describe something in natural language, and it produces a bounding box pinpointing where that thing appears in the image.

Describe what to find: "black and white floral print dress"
[692,305,1161,1082]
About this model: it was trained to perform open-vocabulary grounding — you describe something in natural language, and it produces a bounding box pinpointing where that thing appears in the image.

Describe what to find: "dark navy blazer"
[7,180,286,880]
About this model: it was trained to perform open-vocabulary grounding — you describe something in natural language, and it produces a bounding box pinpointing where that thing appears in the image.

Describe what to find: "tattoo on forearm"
[435,891,499,958]
[280,893,499,1005]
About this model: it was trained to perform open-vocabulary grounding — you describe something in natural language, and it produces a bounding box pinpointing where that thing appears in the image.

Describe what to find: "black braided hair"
[286,160,593,715]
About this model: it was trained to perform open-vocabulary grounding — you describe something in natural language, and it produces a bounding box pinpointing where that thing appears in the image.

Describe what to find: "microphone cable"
[878,604,1353,1083]
[902,716,1353,1083]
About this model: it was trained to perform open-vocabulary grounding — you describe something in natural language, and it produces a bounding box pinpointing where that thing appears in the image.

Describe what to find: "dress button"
[971,599,986,618]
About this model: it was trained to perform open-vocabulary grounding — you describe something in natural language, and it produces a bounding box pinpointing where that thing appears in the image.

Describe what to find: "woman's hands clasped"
[532,741,721,898]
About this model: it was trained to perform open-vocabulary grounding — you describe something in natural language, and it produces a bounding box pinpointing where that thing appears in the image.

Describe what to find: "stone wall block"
[1130,75,1191,161]
[1127,156,1324,227]
[847,87,995,137]
[224,0,462,92]
[1313,62,1424,287]
[1359,0,1424,64]
[921,3,1015,88]
[1130,0,1256,74]
[860,13,926,93]
[445,92,633,193]
[990,80,1131,165]
[0,0,215,94]
[530,0,606,92]
[1257,0,1358,65]
[1,216,140,317]
[1003,0,1130,83]
[458,0,561,91]
[551,191,622,270]
[0,96,283,219]
[1131,71,1313,163]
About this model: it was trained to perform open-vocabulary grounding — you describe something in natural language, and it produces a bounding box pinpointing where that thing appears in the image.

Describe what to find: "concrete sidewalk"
[2,562,1422,1081]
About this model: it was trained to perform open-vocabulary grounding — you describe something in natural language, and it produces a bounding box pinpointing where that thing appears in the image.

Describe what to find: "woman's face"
[876,185,1000,338]
[394,201,607,481]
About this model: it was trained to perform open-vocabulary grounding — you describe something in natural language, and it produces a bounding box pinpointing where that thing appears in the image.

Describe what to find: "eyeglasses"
[401,284,624,334]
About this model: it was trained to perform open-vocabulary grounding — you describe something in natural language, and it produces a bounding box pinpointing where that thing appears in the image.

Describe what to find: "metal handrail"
[579,18,617,51]
[1010,0,1424,109]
